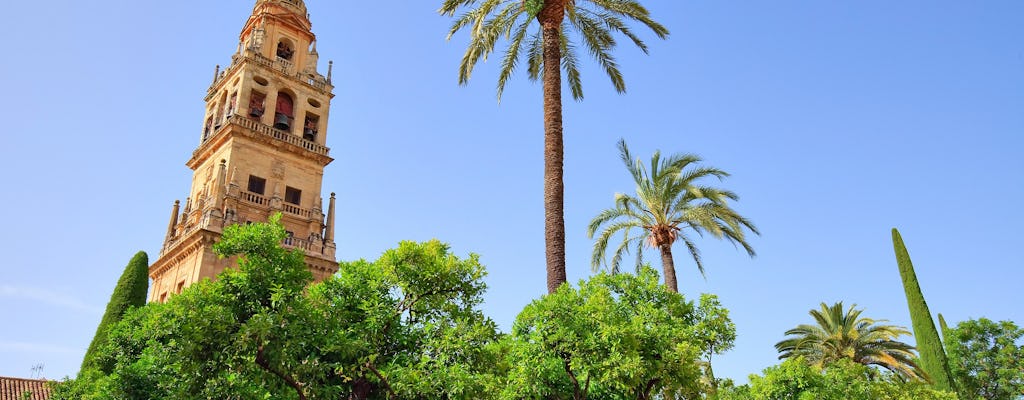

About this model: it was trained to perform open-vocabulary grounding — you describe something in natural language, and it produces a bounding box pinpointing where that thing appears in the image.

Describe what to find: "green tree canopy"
[718,358,957,400]
[775,302,925,381]
[54,216,500,399]
[502,267,733,399]
[945,318,1024,400]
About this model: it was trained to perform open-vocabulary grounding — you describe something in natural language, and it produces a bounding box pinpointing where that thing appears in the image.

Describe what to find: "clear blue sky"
[1,0,1021,383]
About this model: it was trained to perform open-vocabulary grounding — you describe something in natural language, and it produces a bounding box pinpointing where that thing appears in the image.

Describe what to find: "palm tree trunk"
[540,1,566,294]
[659,244,679,293]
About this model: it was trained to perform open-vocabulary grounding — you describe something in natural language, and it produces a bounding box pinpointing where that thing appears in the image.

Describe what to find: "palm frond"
[590,139,757,290]
[443,0,668,98]
[525,30,543,81]
[496,17,535,100]
[559,23,584,100]
[776,302,924,381]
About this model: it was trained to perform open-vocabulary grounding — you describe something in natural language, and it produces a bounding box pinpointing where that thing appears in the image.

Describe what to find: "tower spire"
[325,192,336,243]
[165,200,180,240]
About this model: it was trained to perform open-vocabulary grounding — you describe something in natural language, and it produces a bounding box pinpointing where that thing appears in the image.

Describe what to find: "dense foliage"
[718,358,957,400]
[56,218,1003,399]
[502,267,735,399]
[587,139,758,292]
[775,302,924,381]
[892,228,955,390]
[945,318,1024,400]
[53,217,500,399]
[79,251,149,375]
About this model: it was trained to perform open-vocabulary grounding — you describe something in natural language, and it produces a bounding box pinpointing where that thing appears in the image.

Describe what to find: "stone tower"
[149,0,337,302]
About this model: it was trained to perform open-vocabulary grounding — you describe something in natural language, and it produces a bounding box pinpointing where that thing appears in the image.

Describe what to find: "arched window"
[226,92,237,118]
[249,91,266,117]
[213,100,223,130]
[203,116,213,141]
[303,113,319,141]
[276,39,295,60]
[274,92,294,131]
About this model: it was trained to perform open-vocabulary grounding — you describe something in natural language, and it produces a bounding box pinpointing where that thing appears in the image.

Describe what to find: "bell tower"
[149,0,338,302]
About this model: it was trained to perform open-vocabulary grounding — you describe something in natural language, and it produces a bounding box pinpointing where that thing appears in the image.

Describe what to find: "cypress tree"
[937,313,950,342]
[79,251,150,374]
[892,228,954,391]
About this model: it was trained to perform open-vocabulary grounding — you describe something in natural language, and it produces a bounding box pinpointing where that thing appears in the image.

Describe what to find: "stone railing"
[234,116,329,155]
[197,116,329,158]
[208,53,331,96]
[282,202,311,218]
[283,235,325,255]
[239,190,315,220]
[277,0,307,15]
[275,56,294,74]
[242,191,269,206]
[161,223,202,256]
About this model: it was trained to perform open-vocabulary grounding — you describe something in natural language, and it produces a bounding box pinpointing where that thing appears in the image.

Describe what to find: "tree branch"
[255,345,306,400]
[365,361,398,400]
[561,352,585,400]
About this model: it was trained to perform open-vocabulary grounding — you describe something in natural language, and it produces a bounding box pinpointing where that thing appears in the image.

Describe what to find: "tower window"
[285,186,302,205]
[303,113,319,141]
[203,116,213,141]
[274,92,294,131]
[249,91,266,117]
[227,92,237,117]
[248,175,267,195]
[213,101,223,130]
[276,40,295,60]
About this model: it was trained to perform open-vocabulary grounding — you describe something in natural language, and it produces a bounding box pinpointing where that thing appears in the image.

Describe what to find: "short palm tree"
[587,139,758,292]
[776,302,926,381]
[439,1,669,294]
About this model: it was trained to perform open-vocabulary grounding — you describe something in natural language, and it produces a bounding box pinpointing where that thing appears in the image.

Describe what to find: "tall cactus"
[892,229,954,391]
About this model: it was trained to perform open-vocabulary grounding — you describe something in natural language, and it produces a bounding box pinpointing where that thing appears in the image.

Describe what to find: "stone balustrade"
[208,53,330,96]
[282,202,311,218]
[161,223,202,256]
[233,115,330,155]
[283,235,321,253]
[197,116,329,158]
[242,191,269,206]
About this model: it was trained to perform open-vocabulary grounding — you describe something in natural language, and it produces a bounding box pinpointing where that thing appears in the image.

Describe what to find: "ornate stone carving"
[272,160,286,179]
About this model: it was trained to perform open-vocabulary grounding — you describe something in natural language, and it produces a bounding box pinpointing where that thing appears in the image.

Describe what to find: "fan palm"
[439,0,669,294]
[587,139,758,293]
[775,302,927,381]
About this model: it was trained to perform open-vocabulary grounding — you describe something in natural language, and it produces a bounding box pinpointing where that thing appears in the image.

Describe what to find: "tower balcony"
[208,52,331,99]
[161,192,327,258]
[192,115,332,169]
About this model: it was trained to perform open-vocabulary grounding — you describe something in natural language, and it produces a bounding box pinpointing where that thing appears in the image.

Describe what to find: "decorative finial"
[213,65,220,84]
[166,200,182,240]
[325,192,337,242]
[327,61,333,84]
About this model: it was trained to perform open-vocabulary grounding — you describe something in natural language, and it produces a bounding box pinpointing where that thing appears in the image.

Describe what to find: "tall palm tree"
[439,0,669,294]
[587,139,758,293]
[776,302,927,381]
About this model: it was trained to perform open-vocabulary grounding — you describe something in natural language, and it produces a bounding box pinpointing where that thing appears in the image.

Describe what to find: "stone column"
[165,200,180,241]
